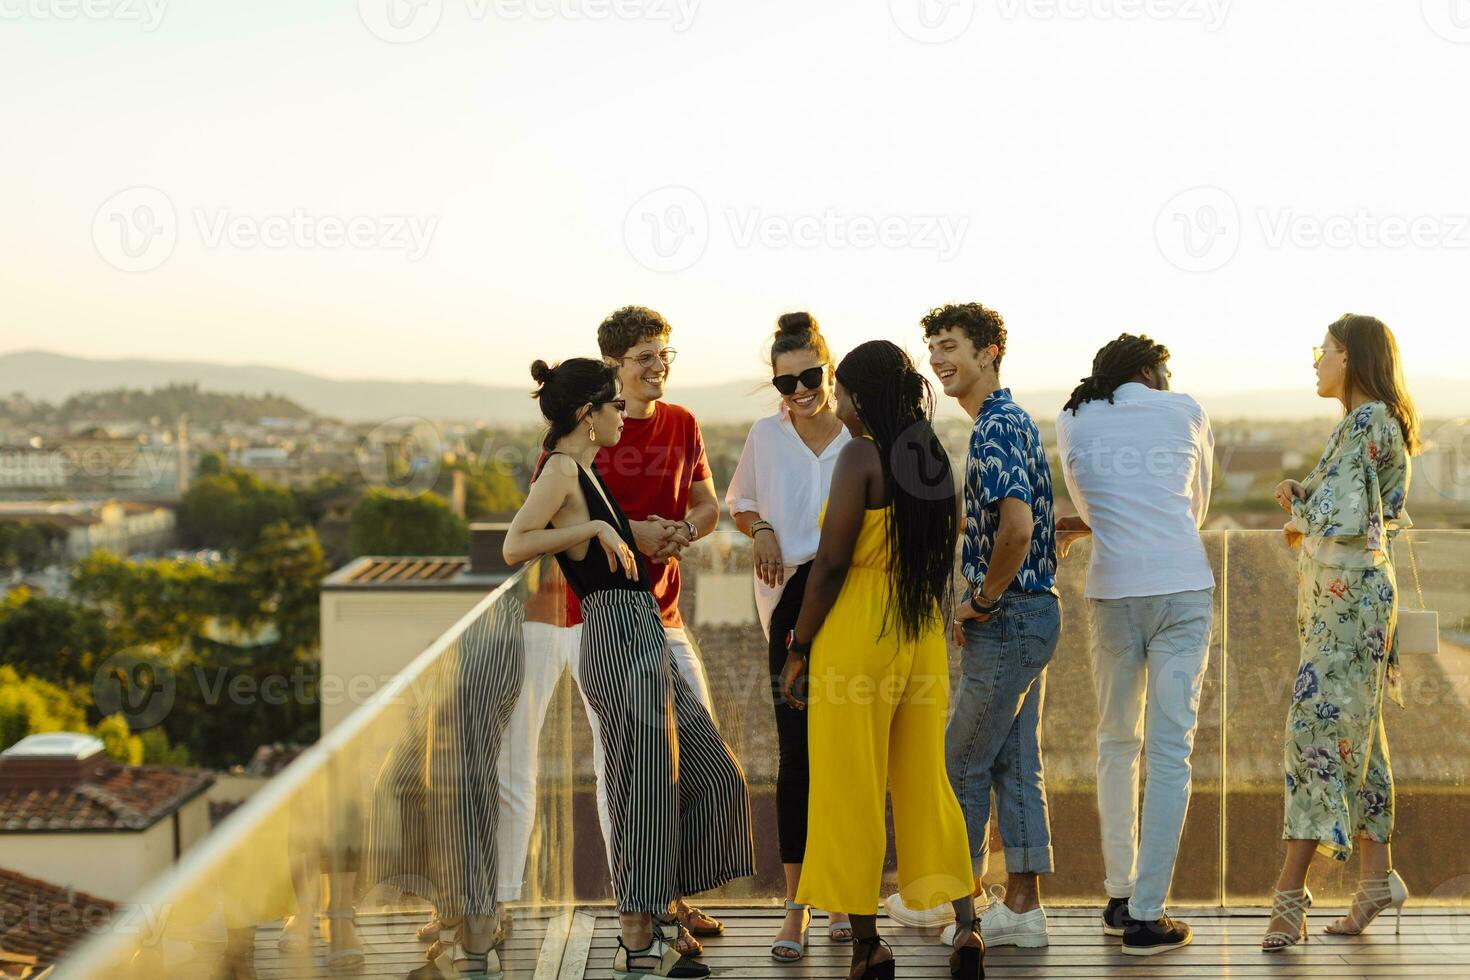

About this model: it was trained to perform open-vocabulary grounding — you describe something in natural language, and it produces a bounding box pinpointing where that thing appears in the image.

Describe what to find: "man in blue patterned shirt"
[918,302,1061,950]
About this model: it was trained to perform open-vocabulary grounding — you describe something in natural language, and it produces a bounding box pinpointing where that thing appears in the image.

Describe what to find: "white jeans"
[497,621,714,899]
[1088,589,1213,921]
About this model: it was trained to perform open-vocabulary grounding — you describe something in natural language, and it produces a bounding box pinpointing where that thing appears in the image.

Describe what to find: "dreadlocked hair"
[1063,333,1170,415]
[834,340,958,643]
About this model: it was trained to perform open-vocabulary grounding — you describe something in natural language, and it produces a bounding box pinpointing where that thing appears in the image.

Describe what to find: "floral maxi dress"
[1283,400,1410,861]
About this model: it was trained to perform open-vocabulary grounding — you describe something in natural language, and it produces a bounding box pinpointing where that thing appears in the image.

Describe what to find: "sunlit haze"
[3,1,1467,403]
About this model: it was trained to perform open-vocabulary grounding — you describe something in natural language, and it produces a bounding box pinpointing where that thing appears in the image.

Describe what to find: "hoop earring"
[588,423,597,444]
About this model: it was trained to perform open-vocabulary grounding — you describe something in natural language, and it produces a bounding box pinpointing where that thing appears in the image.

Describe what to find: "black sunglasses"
[772,366,827,396]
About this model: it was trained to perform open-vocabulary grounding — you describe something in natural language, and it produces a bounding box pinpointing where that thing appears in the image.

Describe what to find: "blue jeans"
[1089,589,1213,921]
[945,591,1061,878]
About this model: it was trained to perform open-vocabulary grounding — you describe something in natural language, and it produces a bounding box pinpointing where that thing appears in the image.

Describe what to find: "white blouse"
[725,408,850,638]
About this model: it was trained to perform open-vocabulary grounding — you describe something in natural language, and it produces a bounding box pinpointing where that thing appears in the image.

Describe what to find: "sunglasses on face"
[601,398,628,413]
[772,366,827,396]
[1312,345,1340,367]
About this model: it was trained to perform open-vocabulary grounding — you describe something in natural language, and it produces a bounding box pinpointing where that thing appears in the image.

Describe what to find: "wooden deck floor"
[245,905,1470,979]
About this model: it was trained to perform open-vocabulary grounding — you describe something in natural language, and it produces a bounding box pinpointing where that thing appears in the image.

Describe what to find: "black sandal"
[949,924,985,979]
[612,935,710,978]
[853,936,895,980]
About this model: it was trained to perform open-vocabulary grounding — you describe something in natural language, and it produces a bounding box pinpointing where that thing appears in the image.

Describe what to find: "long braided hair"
[834,340,957,643]
[1063,333,1170,415]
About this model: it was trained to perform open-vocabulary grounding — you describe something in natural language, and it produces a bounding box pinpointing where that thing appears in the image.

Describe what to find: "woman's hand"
[1056,515,1090,559]
[780,652,808,710]
[753,526,785,587]
[1283,520,1304,551]
[595,521,639,580]
[1273,479,1307,514]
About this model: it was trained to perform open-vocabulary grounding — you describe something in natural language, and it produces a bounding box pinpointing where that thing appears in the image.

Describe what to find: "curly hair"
[598,306,672,361]
[1063,333,1170,415]
[921,303,1007,370]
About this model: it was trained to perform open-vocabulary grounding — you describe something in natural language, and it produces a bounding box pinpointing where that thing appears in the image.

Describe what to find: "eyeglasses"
[621,348,677,370]
[1312,345,1340,367]
[600,398,628,413]
[772,366,827,396]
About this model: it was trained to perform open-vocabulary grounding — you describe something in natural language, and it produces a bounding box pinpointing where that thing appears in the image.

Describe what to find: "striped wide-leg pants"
[578,590,755,914]
[366,595,525,918]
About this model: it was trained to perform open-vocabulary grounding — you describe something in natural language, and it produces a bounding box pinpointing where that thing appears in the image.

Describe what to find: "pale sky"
[2,0,1467,397]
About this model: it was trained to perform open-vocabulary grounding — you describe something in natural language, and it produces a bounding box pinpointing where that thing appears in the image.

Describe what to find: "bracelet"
[750,521,774,537]
[785,629,811,659]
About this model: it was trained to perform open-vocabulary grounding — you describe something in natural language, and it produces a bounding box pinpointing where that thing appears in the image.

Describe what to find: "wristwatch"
[785,629,811,659]
[682,519,697,541]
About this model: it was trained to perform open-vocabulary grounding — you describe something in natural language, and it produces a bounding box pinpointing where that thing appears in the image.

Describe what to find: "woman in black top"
[505,358,754,980]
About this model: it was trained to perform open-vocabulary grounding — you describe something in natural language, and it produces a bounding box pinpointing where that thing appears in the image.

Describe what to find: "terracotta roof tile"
[0,765,213,833]
[0,867,115,971]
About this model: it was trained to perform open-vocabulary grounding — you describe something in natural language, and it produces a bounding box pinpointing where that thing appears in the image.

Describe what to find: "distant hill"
[0,350,1463,425]
[1,383,313,428]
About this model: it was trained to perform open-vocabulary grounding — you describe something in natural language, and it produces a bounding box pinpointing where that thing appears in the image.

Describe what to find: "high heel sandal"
[1261,887,1313,952]
[770,902,812,962]
[408,941,503,980]
[948,923,985,980]
[1325,869,1409,936]
[612,934,710,979]
[852,935,895,980]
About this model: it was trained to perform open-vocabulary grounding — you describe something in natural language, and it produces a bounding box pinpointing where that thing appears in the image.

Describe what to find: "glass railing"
[60,530,1470,976]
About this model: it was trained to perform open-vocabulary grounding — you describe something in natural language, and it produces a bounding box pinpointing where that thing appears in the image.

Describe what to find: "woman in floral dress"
[1261,314,1420,951]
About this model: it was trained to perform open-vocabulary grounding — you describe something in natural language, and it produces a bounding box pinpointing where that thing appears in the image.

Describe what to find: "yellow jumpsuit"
[796,504,974,915]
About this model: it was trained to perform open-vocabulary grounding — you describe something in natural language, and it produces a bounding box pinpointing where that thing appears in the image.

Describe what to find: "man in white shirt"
[1054,333,1214,958]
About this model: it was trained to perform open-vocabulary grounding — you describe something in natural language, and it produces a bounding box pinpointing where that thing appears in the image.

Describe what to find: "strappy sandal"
[770,902,811,962]
[1261,887,1313,951]
[408,941,503,980]
[948,923,984,980]
[828,911,853,944]
[853,935,895,980]
[417,915,443,943]
[323,908,365,973]
[613,934,710,978]
[1325,869,1409,935]
[654,916,702,957]
[425,915,508,962]
[675,904,724,937]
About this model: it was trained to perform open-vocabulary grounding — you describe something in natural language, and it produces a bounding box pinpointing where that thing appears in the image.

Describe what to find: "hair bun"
[776,311,818,336]
[530,359,556,386]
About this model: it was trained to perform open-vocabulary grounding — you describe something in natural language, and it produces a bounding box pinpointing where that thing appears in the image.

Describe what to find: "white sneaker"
[882,892,955,929]
[941,886,1048,948]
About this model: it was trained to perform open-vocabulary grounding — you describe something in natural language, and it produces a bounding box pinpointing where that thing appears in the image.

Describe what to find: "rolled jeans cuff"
[1003,844,1054,875]
[1128,899,1165,922]
[1105,880,1134,900]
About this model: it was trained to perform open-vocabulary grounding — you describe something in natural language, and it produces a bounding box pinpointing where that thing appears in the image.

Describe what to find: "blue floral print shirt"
[962,387,1058,595]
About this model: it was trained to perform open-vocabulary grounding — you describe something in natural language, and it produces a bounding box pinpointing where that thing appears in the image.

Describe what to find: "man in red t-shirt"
[561,306,720,711]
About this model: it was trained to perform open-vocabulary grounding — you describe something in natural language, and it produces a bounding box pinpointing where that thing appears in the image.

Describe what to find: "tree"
[432,460,524,519]
[0,522,67,573]
[176,468,303,552]
[0,666,181,764]
[348,488,468,557]
[71,551,217,652]
[0,588,114,685]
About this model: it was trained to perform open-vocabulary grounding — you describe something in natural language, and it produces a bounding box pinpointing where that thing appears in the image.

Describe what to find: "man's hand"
[631,517,681,564]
